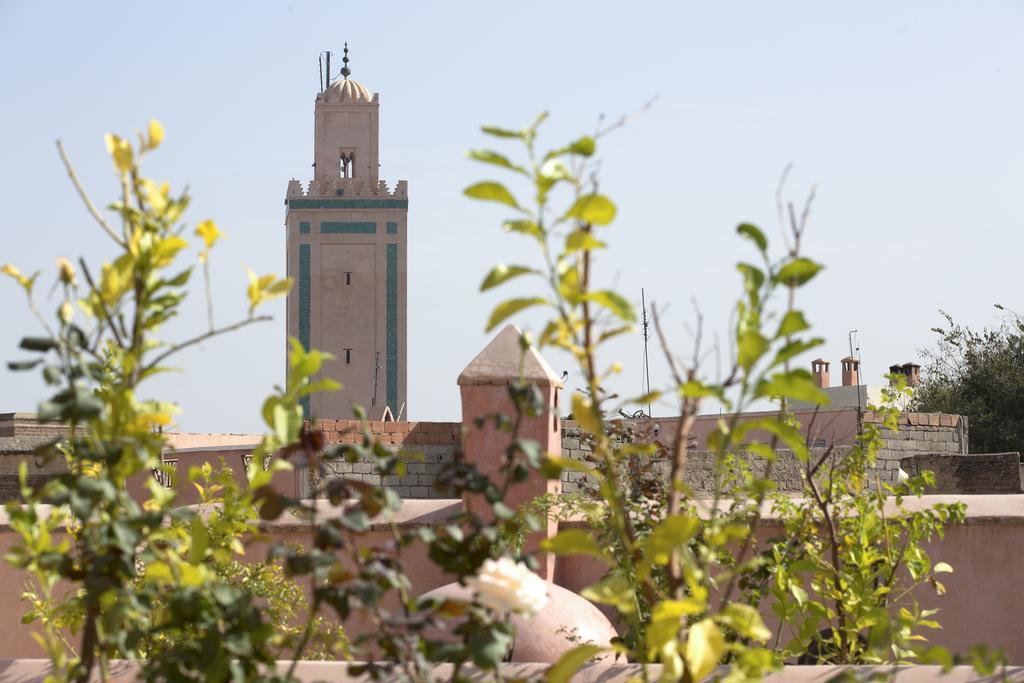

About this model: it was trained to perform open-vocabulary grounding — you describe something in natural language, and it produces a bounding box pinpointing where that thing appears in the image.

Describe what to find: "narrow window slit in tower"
[344,348,352,364]
[345,272,352,285]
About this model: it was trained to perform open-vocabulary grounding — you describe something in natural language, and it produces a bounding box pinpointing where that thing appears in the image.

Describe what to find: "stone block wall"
[298,419,462,499]
[867,412,968,478]
[561,412,969,494]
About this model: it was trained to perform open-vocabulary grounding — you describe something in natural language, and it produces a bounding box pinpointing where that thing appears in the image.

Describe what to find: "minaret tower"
[285,45,408,420]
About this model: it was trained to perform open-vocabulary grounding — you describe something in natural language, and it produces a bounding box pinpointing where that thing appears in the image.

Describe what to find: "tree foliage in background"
[912,309,1024,454]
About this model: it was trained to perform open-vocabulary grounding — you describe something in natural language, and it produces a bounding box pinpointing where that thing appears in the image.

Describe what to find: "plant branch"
[56,141,125,247]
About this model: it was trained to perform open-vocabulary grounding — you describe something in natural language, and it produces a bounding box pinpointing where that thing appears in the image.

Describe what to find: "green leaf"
[19,337,56,353]
[580,572,635,614]
[466,149,527,175]
[775,257,823,287]
[772,337,824,367]
[188,516,210,565]
[680,380,724,401]
[464,181,520,209]
[583,290,635,322]
[756,369,829,404]
[776,310,810,338]
[503,219,544,242]
[547,645,606,683]
[540,529,609,563]
[480,125,524,139]
[7,359,42,371]
[719,602,771,642]
[737,331,770,370]
[565,194,616,225]
[298,378,342,397]
[737,223,768,252]
[480,264,536,291]
[546,135,596,160]
[485,297,547,332]
[564,230,606,253]
[933,562,953,574]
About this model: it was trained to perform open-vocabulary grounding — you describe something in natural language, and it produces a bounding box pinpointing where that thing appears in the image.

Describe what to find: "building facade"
[285,53,408,420]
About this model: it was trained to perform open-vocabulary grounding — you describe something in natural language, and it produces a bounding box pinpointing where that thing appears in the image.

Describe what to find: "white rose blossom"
[466,557,550,617]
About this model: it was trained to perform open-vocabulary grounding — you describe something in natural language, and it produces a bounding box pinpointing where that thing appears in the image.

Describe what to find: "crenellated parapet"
[286,177,408,199]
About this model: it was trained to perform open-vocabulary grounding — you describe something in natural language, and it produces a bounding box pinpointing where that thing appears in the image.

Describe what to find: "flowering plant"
[466,557,550,617]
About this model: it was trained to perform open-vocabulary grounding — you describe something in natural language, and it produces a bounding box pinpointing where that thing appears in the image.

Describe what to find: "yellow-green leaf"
[104,133,133,173]
[195,219,224,250]
[147,119,165,150]
[480,264,535,291]
[583,290,635,322]
[547,645,606,683]
[151,236,188,268]
[719,602,771,643]
[99,254,134,306]
[1,264,38,295]
[540,529,609,563]
[775,310,810,338]
[775,257,823,287]
[503,219,544,243]
[467,149,527,175]
[685,619,725,681]
[737,330,769,371]
[465,181,520,208]
[571,393,602,436]
[645,514,700,567]
[564,230,606,253]
[565,194,616,225]
[756,370,828,404]
[485,297,546,332]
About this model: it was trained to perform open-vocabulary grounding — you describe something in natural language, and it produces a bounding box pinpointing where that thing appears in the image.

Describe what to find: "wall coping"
[0,661,1020,682]
[2,495,1022,534]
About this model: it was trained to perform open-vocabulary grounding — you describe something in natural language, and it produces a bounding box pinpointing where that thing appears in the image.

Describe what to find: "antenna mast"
[848,330,863,412]
[641,289,652,418]
[371,351,381,408]
[318,53,324,93]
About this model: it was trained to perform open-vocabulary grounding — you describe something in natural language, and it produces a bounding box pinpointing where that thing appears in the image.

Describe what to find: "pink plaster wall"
[1,496,1021,663]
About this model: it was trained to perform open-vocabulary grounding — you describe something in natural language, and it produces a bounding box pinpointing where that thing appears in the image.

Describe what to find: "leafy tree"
[912,308,1024,454]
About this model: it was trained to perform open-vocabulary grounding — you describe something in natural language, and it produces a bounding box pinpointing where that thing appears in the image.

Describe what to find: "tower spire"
[340,42,351,79]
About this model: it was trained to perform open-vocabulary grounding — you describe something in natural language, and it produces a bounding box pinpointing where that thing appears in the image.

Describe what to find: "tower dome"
[321,77,374,104]
[319,43,374,104]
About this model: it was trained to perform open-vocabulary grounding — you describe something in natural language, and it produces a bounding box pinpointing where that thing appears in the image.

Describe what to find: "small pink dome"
[421,580,618,663]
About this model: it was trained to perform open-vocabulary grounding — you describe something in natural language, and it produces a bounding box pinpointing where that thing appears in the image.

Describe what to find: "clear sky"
[1,1,1021,433]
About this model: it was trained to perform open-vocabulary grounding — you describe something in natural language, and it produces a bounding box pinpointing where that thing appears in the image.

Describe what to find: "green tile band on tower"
[298,243,311,416]
[386,243,398,412]
[321,221,376,234]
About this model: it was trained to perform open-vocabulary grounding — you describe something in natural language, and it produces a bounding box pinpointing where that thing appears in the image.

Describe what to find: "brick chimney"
[889,362,921,388]
[811,358,830,388]
[904,362,921,387]
[841,356,859,387]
